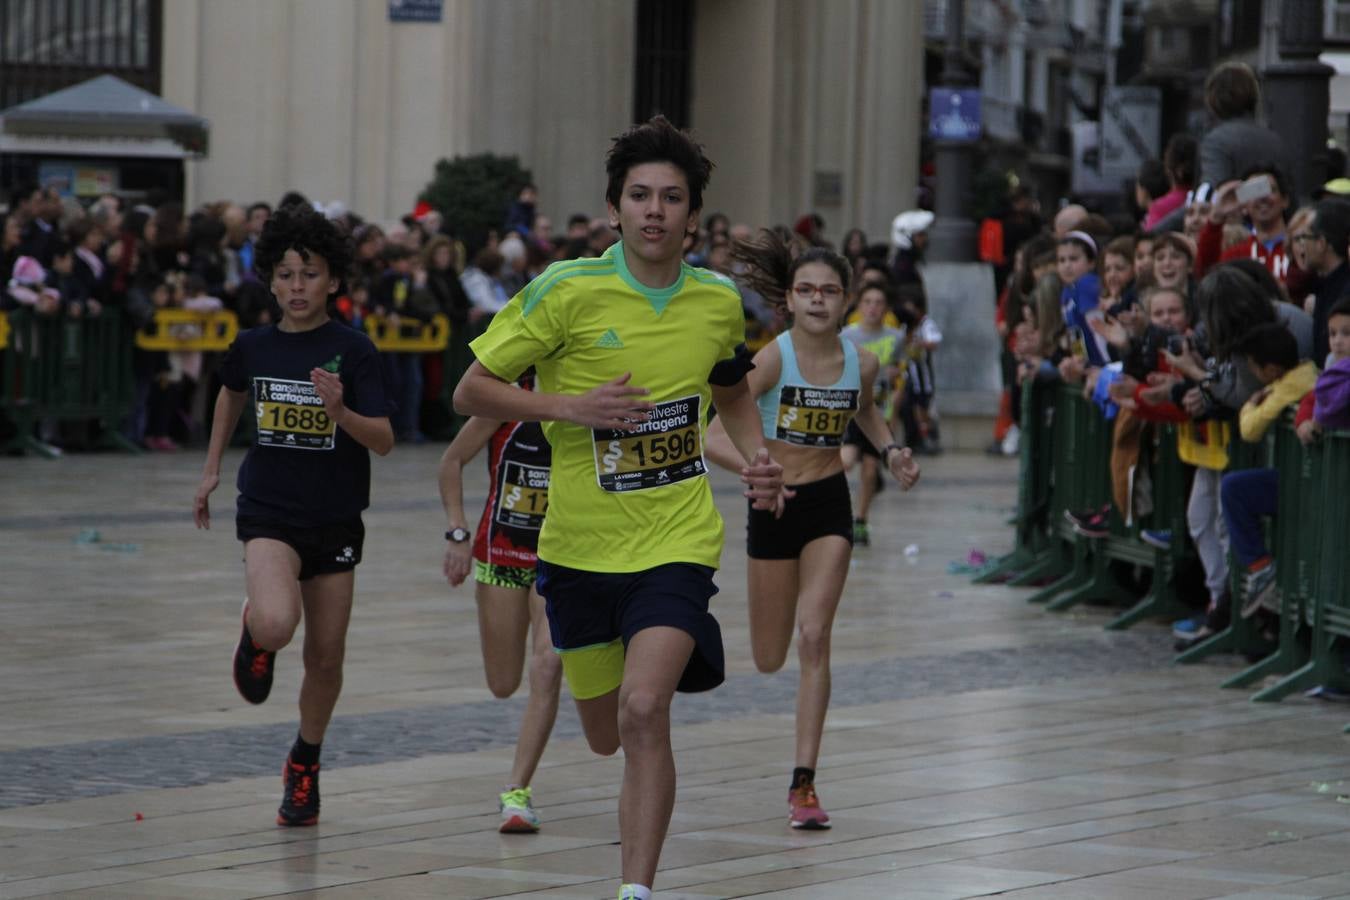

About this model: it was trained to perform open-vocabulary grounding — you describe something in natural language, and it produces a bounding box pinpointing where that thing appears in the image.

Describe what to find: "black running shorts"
[747,471,853,560]
[236,515,365,581]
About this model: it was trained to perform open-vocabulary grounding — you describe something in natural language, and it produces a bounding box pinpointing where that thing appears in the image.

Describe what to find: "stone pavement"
[1,445,1348,898]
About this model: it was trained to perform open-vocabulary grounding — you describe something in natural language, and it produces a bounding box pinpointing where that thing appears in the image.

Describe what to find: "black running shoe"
[277,756,320,826]
[233,602,275,705]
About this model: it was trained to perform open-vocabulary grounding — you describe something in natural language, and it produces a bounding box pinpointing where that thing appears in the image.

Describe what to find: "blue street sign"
[929,88,981,142]
[389,0,442,23]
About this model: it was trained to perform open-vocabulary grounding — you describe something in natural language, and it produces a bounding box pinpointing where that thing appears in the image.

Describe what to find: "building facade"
[154,0,923,240]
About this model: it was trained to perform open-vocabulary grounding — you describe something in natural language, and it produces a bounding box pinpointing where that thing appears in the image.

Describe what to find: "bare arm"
[709,377,790,511]
[193,386,248,529]
[438,415,498,530]
[854,351,920,489]
[705,341,778,472]
[437,416,499,587]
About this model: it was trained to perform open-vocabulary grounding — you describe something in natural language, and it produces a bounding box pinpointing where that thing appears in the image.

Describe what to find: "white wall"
[691,0,923,242]
[162,0,634,222]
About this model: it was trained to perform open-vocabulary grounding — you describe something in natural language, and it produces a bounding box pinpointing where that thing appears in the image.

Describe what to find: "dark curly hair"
[253,204,353,284]
[731,228,851,309]
[605,115,713,215]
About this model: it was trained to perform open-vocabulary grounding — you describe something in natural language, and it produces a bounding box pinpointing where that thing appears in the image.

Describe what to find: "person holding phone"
[1194,164,1305,301]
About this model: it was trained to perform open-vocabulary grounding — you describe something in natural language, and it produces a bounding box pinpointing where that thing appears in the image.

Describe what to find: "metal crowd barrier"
[978,377,1350,706]
[975,379,1195,630]
[1,308,139,457]
[134,308,239,351]
[363,313,450,352]
[1216,420,1350,711]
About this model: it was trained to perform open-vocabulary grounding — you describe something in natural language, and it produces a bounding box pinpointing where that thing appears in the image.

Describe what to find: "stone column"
[1262,0,1334,203]
[928,0,977,263]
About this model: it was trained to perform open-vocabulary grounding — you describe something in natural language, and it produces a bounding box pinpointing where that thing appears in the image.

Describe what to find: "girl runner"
[707,231,920,830]
[438,376,562,833]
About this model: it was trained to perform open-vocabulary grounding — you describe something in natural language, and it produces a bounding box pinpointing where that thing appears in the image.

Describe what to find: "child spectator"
[841,282,910,542]
[1150,231,1195,298]
[67,219,108,312]
[1220,323,1318,619]
[1056,230,1109,379]
[897,283,942,454]
[5,256,61,315]
[48,240,90,317]
[170,274,226,444]
[373,244,436,442]
[1297,296,1350,441]
[1100,236,1136,309]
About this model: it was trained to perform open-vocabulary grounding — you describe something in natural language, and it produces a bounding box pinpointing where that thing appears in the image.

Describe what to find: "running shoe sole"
[499,814,540,834]
[789,817,832,830]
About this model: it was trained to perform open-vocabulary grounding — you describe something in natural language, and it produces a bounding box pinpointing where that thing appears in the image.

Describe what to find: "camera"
[1165,334,1187,356]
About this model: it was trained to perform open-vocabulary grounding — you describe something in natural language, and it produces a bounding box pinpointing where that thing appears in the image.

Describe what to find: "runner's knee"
[753,643,789,673]
[249,605,301,650]
[796,618,832,665]
[484,666,523,699]
[618,687,671,743]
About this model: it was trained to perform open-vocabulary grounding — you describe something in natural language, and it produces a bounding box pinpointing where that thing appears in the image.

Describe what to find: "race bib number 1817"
[776,384,858,447]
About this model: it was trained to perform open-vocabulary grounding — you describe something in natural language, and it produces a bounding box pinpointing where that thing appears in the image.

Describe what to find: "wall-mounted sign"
[389,0,442,23]
[929,88,981,142]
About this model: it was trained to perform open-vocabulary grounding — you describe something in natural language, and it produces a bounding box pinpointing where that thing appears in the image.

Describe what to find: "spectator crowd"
[0,178,944,461]
[989,60,1350,652]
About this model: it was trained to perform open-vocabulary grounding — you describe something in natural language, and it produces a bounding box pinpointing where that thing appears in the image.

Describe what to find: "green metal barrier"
[1040,389,1141,612]
[1223,426,1350,708]
[1105,423,1193,629]
[974,379,1056,584]
[0,309,139,458]
[1023,384,1112,606]
[1219,417,1319,696]
[1175,427,1274,665]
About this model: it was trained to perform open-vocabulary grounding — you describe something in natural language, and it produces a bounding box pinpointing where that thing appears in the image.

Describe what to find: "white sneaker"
[499,786,541,833]
[1001,424,1021,456]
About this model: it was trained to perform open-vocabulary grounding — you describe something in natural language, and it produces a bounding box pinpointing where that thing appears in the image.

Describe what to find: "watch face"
[449,528,470,542]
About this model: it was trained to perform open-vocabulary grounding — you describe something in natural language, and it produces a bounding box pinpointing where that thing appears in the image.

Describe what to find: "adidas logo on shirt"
[595,328,624,349]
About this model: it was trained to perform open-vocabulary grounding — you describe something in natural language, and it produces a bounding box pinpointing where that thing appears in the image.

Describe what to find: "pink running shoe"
[788,783,831,829]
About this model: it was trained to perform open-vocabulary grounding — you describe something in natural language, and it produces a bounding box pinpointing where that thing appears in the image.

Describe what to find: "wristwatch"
[445,527,470,543]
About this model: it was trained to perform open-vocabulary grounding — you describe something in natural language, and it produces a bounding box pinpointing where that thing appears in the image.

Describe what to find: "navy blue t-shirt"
[219,320,393,527]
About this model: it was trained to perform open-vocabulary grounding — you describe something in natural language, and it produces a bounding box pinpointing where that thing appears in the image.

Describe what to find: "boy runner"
[454,116,786,900]
[194,204,394,827]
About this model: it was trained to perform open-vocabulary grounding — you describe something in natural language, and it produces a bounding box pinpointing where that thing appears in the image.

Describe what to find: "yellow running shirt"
[469,242,745,573]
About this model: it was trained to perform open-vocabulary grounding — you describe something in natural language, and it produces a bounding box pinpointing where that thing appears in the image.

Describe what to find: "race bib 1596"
[254,377,335,450]
[592,395,706,492]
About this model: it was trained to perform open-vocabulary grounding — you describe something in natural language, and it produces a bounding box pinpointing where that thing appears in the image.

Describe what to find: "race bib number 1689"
[254,377,336,450]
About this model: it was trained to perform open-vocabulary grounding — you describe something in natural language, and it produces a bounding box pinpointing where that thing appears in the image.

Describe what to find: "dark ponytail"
[731,229,851,309]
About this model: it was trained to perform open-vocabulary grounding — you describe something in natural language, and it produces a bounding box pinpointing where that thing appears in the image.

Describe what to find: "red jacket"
[1132,358,1190,423]
[1195,221,1310,301]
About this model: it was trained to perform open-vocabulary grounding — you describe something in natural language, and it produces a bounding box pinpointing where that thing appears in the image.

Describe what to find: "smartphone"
[1236,176,1273,205]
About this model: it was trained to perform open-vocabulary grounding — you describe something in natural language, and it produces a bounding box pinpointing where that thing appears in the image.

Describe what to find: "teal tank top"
[756,331,861,447]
